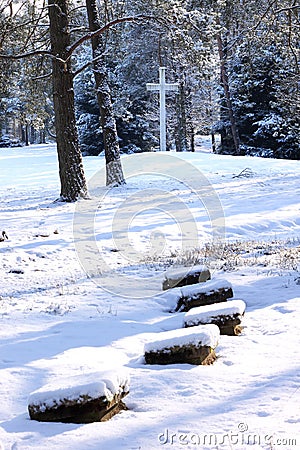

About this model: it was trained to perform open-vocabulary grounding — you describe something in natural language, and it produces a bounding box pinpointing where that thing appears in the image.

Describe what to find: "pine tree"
[228,0,300,158]
[48,0,88,201]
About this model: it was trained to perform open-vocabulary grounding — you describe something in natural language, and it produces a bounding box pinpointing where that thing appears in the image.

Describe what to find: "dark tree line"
[75,0,299,159]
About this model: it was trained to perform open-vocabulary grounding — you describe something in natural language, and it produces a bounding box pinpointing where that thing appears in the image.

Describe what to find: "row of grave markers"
[144,265,246,365]
[28,264,246,424]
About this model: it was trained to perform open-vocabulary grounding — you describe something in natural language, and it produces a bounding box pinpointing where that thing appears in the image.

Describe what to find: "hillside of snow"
[0,143,299,450]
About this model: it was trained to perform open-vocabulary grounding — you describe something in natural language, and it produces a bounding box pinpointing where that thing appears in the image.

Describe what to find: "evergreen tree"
[0,2,52,145]
[226,1,300,158]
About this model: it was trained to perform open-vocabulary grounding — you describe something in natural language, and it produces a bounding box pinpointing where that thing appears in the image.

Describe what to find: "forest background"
[0,0,299,160]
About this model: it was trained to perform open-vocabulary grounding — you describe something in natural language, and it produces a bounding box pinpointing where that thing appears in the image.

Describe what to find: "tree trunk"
[175,80,188,152]
[40,128,46,144]
[216,32,240,154]
[48,0,88,201]
[85,0,125,186]
[190,125,195,152]
[175,75,195,153]
[211,132,216,153]
[25,123,29,146]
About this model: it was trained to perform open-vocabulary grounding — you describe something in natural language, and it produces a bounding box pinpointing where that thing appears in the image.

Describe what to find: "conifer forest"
[0,0,299,160]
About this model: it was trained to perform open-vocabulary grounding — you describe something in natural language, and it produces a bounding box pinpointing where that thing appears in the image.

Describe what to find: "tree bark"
[175,76,194,153]
[85,0,125,186]
[48,0,88,201]
[175,80,188,152]
[216,32,240,154]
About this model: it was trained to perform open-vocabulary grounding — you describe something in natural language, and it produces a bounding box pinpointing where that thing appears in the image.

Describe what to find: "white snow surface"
[28,370,130,410]
[183,300,246,326]
[157,279,233,312]
[164,264,209,280]
[0,143,300,450]
[144,324,220,353]
[179,279,232,297]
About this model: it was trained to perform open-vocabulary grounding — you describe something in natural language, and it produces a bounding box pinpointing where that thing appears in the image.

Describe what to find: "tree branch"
[65,15,158,61]
[275,5,300,14]
[73,50,107,78]
[0,49,53,60]
[32,71,52,80]
[250,0,279,32]
[0,14,162,67]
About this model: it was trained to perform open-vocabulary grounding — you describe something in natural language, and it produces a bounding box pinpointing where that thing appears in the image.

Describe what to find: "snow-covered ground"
[0,143,299,450]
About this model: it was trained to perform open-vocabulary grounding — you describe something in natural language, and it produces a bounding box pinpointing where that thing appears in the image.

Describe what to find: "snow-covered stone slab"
[162,264,211,290]
[158,278,233,312]
[28,371,130,423]
[184,299,246,336]
[144,324,219,366]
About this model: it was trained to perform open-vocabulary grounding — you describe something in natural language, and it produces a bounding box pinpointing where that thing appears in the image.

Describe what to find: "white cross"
[146,67,179,152]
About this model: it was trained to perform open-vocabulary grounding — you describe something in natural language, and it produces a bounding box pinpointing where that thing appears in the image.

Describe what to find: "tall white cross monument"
[146,67,179,151]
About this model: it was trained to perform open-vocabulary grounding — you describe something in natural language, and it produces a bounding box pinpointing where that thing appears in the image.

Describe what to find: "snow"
[156,278,233,312]
[144,324,220,353]
[28,370,130,411]
[179,279,232,297]
[163,264,209,282]
[0,142,300,449]
[183,300,246,326]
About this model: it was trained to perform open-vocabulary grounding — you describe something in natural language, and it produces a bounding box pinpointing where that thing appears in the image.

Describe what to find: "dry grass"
[142,238,300,273]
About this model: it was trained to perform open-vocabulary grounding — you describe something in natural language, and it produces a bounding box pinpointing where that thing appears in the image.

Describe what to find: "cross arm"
[146,83,179,92]
[146,83,160,91]
[165,83,179,91]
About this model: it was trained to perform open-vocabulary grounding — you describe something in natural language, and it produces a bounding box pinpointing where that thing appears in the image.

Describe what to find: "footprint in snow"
[257,411,271,417]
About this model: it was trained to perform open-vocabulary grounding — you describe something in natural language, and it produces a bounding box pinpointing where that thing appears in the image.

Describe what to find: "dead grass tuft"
[141,238,300,273]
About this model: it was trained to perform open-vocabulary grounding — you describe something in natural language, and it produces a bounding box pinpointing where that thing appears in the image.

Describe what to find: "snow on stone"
[162,264,211,289]
[183,299,246,326]
[156,278,233,311]
[163,264,209,280]
[144,324,220,353]
[28,371,130,411]
[180,279,232,297]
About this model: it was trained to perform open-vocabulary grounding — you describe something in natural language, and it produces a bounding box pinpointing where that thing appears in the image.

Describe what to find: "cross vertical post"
[159,67,166,152]
[146,67,179,151]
